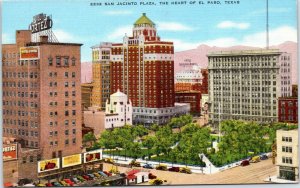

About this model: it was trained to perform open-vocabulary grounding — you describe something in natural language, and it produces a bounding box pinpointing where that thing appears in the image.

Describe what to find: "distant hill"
[81,41,298,84]
[174,41,298,84]
[81,62,92,83]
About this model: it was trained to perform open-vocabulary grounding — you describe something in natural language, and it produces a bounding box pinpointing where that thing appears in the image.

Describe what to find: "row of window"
[3,128,38,137]
[282,146,293,153]
[22,154,41,164]
[282,136,293,142]
[48,56,76,67]
[49,120,76,126]
[49,110,77,117]
[50,138,76,146]
[282,157,293,164]
[3,119,38,128]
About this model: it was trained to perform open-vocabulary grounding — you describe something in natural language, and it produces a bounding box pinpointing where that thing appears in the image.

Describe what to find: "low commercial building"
[276,129,299,181]
[84,90,133,136]
[278,97,298,123]
[175,91,201,115]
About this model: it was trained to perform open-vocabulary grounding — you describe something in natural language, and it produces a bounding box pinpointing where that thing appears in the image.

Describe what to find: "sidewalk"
[264,175,299,184]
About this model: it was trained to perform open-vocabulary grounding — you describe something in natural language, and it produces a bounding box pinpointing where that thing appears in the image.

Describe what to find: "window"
[52,152,56,158]
[30,156,34,163]
[37,154,41,161]
[65,120,69,126]
[72,129,76,134]
[48,57,53,66]
[65,82,69,87]
[72,110,76,116]
[72,91,76,97]
[65,111,69,116]
[64,58,69,66]
[64,72,69,78]
[22,157,27,163]
[71,58,76,66]
[65,139,69,145]
[72,101,76,106]
[65,91,69,97]
[72,72,75,78]
[72,138,76,144]
[65,101,69,106]
[72,81,75,87]
[65,130,69,135]
[56,57,61,66]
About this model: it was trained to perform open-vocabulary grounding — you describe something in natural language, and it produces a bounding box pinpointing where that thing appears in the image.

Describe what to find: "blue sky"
[2,0,297,62]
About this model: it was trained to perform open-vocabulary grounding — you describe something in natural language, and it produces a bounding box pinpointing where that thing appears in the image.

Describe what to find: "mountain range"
[81,41,298,84]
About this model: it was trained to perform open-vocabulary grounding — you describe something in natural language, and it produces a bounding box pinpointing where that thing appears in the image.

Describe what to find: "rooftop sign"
[29,13,53,34]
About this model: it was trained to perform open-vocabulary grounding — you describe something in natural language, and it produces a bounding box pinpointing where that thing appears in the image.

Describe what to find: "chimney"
[40,35,48,43]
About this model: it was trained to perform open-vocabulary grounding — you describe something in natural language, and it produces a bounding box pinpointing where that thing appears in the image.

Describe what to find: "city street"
[103,159,276,185]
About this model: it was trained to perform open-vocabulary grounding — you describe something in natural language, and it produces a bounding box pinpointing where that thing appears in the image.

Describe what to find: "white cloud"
[157,22,194,31]
[217,21,250,30]
[251,8,291,15]
[242,26,297,47]
[169,26,297,51]
[53,29,83,43]
[2,33,14,44]
[103,10,132,15]
[107,25,132,41]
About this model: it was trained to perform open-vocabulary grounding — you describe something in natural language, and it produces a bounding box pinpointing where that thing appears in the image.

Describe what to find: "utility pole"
[218,102,221,142]
[266,0,269,49]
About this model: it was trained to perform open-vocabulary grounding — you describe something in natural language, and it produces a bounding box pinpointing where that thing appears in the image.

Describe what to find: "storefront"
[279,166,296,181]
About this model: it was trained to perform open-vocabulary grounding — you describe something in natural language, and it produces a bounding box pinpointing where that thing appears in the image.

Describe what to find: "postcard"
[1,0,299,187]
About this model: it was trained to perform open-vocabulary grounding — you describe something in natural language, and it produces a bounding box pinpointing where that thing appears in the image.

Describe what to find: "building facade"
[91,42,112,110]
[276,129,299,181]
[208,50,282,124]
[91,13,191,125]
[175,91,201,115]
[105,90,133,128]
[278,97,298,123]
[279,53,292,97]
[2,30,82,159]
[81,83,93,109]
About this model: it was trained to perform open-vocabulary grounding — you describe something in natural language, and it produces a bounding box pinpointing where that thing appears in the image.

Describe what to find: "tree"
[142,136,156,160]
[130,142,142,159]
[83,132,96,143]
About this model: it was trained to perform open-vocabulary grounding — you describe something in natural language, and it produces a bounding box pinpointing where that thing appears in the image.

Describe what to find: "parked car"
[36,184,46,187]
[76,175,86,182]
[250,156,260,163]
[98,171,108,177]
[156,164,168,171]
[93,172,101,178]
[82,175,91,181]
[260,154,268,160]
[104,158,115,164]
[241,160,250,166]
[148,173,157,179]
[103,171,112,176]
[63,179,74,186]
[130,160,141,167]
[143,163,154,169]
[70,177,80,184]
[168,167,180,172]
[59,180,68,186]
[45,183,53,187]
[51,182,62,187]
[149,179,163,185]
[179,167,192,174]
[87,174,95,179]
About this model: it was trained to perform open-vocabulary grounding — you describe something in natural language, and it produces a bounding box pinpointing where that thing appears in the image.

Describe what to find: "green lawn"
[103,148,156,159]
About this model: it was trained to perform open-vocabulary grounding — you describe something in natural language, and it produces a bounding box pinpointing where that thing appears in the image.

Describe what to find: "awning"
[4,182,13,187]
[126,174,137,180]
[127,169,140,176]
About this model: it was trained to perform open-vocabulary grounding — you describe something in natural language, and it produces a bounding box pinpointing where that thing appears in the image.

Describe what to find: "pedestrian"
[269,175,271,181]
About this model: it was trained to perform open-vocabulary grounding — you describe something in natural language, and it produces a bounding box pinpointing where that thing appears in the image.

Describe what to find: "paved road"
[103,158,276,185]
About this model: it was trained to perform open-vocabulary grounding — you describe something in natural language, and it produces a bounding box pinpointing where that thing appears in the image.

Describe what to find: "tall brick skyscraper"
[2,29,82,159]
[110,13,175,125]
[92,13,190,125]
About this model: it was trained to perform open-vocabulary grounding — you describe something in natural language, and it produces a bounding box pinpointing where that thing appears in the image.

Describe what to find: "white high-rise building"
[208,49,282,124]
